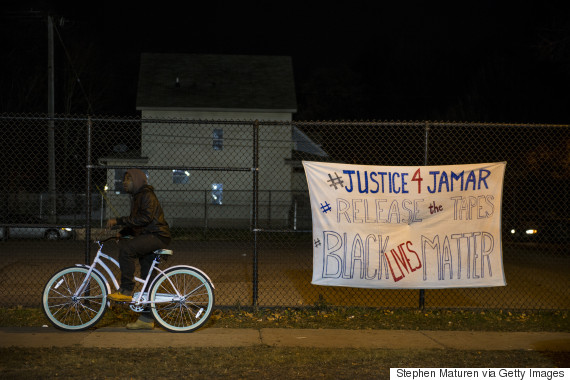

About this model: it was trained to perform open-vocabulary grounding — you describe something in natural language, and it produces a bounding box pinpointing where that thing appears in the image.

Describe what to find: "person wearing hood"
[106,168,171,330]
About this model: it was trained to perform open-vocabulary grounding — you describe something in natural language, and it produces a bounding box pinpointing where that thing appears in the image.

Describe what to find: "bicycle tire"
[42,266,108,331]
[150,267,215,332]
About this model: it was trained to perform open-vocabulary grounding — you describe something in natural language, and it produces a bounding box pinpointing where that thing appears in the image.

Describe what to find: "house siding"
[130,110,293,228]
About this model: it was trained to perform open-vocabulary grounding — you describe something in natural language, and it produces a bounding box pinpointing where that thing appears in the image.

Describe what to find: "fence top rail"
[0,114,256,125]
[0,114,568,128]
[90,165,254,172]
[0,223,85,228]
[281,121,570,128]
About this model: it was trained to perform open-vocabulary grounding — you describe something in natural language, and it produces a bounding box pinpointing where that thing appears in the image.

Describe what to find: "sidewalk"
[1,327,569,351]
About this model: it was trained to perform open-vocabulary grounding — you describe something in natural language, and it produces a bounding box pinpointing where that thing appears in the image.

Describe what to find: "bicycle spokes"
[150,268,214,332]
[42,267,108,331]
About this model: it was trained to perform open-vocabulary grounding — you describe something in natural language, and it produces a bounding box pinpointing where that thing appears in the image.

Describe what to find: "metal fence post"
[84,116,93,265]
[419,121,430,309]
[204,189,208,238]
[267,190,271,228]
[252,120,260,307]
[47,15,57,224]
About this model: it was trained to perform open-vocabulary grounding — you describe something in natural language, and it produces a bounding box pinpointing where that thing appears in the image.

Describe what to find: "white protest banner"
[303,161,507,289]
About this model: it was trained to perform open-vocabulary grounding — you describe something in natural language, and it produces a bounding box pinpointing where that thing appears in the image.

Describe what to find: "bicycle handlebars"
[93,225,133,244]
[97,236,118,243]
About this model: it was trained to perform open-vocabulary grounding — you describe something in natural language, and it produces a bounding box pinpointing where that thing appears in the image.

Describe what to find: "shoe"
[126,319,154,330]
[108,289,133,302]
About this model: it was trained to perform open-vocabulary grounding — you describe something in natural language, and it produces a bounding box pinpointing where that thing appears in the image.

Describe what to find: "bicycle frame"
[73,239,179,307]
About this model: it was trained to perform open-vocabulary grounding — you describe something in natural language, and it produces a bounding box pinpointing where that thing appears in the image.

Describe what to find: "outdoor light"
[525,229,538,235]
[510,229,516,234]
[104,185,108,191]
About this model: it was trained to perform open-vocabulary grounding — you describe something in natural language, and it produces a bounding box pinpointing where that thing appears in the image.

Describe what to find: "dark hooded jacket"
[116,169,171,240]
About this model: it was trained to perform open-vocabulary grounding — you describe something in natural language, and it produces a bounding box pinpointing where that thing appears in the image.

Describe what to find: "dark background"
[1,0,569,123]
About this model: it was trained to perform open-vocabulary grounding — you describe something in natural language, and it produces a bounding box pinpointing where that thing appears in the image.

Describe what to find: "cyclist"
[106,169,171,330]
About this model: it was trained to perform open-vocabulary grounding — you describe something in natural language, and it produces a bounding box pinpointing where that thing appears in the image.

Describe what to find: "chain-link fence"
[0,114,568,310]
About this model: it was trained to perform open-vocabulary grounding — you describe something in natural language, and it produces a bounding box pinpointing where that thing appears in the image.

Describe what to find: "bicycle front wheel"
[42,266,108,331]
[150,267,215,332]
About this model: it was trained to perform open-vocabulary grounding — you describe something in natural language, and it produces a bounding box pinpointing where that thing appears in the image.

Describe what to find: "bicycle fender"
[74,264,113,298]
[151,265,215,290]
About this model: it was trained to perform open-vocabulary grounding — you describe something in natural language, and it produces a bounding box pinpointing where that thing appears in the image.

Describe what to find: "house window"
[213,128,223,150]
[211,183,223,205]
[114,169,149,194]
[172,169,190,184]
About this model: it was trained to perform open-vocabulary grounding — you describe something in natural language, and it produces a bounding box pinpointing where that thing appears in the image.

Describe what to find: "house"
[102,53,316,229]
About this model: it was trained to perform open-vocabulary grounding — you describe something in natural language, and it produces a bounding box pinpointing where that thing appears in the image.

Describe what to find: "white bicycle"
[41,236,215,332]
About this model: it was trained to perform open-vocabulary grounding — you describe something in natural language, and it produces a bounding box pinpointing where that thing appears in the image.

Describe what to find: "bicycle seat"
[154,249,173,256]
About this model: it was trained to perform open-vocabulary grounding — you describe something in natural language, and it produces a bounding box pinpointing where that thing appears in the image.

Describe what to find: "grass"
[1,347,567,379]
[208,307,570,332]
[1,305,568,332]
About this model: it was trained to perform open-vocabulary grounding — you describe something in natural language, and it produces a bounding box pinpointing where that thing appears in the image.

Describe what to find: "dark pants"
[118,234,170,293]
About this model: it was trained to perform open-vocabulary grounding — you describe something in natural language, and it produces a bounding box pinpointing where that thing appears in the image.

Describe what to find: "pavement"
[1,327,569,351]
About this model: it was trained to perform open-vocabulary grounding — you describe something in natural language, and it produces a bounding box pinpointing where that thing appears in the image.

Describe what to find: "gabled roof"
[292,126,327,157]
[136,53,297,112]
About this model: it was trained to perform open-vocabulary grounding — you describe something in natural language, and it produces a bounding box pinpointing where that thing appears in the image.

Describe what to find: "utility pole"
[47,14,57,223]
[3,10,60,221]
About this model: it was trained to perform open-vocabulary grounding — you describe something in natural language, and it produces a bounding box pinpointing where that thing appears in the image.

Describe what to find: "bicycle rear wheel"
[42,266,108,331]
[150,267,215,332]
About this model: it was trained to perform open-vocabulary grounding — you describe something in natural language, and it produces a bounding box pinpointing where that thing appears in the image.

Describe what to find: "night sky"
[1,1,569,123]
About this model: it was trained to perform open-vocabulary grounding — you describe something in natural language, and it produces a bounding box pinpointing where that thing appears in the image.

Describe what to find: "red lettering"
[428,201,444,214]
[406,241,422,271]
[386,248,405,282]
[394,243,411,274]
[412,168,423,194]
[386,241,423,282]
